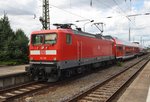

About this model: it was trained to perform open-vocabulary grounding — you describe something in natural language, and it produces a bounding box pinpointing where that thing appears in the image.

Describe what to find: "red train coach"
[26,24,115,82]
[104,35,140,60]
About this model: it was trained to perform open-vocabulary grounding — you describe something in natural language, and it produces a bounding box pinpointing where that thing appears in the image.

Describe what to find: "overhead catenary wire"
[49,0,126,22]
[95,0,132,22]
[112,0,138,29]
[112,0,131,21]
[124,0,132,12]
[43,0,139,31]
[95,0,130,17]
[47,1,134,25]
[49,4,91,20]
[95,0,117,11]
[94,0,137,31]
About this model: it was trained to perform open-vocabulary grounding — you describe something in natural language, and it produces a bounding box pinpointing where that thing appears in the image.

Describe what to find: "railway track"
[0,81,50,102]
[0,55,148,102]
[65,55,150,102]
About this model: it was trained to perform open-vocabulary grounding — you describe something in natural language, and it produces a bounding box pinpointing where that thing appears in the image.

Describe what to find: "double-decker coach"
[104,35,141,60]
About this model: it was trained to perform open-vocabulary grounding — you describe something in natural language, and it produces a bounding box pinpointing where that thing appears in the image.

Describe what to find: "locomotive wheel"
[47,69,61,82]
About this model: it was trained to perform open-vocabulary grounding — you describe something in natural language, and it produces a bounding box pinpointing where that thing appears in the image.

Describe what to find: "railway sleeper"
[88,93,109,99]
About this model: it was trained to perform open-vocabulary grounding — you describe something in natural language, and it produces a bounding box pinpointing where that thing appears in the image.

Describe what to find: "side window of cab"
[66,34,72,45]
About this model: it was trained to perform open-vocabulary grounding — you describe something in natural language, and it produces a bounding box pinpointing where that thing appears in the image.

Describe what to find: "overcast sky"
[0,0,150,46]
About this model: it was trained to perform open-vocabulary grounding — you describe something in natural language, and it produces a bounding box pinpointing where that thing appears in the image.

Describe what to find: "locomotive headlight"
[41,46,44,49]
[53,57,57,61]
[30,57,34,60]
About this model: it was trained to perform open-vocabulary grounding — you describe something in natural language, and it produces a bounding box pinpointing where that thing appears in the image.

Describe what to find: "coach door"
[77,41,82,61]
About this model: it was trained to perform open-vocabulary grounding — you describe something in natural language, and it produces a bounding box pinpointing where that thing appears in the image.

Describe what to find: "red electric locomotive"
[26,24,115,82]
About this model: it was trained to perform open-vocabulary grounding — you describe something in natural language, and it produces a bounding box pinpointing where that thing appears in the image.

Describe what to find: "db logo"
[40,50,46,55]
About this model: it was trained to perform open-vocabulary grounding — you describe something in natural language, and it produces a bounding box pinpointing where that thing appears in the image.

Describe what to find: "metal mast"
[40,0,50,30]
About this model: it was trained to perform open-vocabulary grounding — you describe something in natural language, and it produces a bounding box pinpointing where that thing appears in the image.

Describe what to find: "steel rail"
[65,55,150,102]
[0,55,148,102]
[0,81,50,102]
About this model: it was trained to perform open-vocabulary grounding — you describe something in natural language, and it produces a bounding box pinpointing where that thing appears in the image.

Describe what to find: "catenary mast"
[40,0,50,30]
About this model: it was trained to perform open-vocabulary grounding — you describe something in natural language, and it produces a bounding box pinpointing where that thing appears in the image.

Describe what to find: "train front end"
[26,30,61,82]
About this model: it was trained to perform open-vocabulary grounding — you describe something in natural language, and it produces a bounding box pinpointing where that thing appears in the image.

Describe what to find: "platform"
[118,61,150,102]
[0,65,30,88]
[0,65,26,76]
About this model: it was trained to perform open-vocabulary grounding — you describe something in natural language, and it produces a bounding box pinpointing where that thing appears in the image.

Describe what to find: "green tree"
[0,14,15,61]
[0,14,29,65]
[14,29,29,63]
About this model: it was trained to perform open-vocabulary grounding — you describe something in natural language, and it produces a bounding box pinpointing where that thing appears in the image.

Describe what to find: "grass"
[0,61,22,66]
[117,61,123,67]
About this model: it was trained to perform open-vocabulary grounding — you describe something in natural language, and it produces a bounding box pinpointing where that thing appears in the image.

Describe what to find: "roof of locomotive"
[31,29,73,34]
[31,29,112,41]
[31,29,95,38]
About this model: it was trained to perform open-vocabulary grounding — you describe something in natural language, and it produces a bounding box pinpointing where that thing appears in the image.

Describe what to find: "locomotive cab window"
[31,33,57,45]
[45,34,57,45]
[66,34,72,44]
[32,35,43,45]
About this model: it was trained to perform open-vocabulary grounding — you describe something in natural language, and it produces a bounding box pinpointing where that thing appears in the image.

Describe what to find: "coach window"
[117,46,123,51]
[66,34,72,44]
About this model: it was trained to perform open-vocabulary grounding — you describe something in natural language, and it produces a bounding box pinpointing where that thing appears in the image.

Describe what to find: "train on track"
[26,24,145,82]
